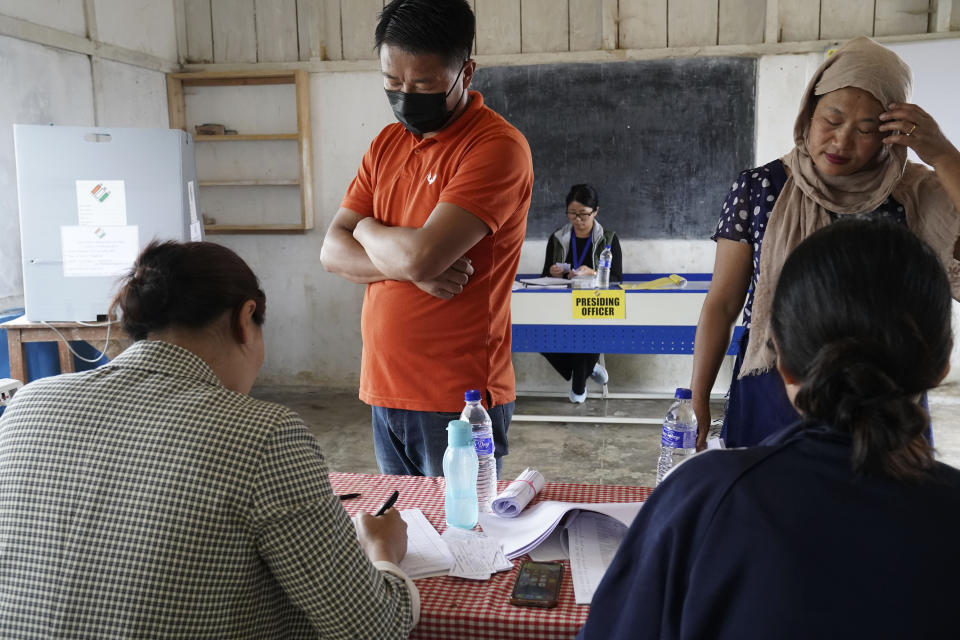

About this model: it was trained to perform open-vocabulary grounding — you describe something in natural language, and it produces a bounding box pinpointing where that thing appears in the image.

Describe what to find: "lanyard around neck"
[570,228,593,270]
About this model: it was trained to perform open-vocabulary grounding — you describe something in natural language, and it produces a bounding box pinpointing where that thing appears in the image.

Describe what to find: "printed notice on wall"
[75,179,127,226]
[61,225,139,278]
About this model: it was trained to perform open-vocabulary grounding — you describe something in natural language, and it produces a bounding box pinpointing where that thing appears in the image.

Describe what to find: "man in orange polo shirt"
[320,0,533,476]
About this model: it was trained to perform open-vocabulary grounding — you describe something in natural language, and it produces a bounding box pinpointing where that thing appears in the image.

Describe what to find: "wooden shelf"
[199,179,300,187]
[194,133,299,141]
[166,69,313,234]
[204,223,308,235]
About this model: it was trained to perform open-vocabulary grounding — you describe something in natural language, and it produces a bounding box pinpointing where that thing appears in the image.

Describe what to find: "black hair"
[771,220,951,481]
[375,0,475,69]
[110,240,266,342]
[565,184,599,210]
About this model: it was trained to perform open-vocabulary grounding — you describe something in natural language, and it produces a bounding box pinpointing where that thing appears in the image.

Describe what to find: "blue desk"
[511,273,743,355]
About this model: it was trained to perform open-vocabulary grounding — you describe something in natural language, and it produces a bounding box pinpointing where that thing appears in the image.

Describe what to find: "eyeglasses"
[566,210,595,221]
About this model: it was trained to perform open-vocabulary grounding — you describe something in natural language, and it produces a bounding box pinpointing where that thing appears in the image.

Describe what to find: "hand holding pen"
[355,489,406,565]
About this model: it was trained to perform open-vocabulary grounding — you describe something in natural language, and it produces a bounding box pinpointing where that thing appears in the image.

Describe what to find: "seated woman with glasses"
[577,220,960,639]
[540,183,622,403]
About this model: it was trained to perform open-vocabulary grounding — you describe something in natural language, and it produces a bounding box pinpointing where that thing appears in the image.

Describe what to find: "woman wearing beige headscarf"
[690,36,960,450]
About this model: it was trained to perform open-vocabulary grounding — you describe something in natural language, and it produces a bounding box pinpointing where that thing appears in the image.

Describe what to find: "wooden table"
[330,472,652,640]
[0,315,128,383]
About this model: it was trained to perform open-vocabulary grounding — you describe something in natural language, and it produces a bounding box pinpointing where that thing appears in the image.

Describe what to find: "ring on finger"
[907,123,917,136]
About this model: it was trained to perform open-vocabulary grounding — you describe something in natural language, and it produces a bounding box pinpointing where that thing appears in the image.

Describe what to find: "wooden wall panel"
[601,0,618,49]
[318,0,342,60]
[619,0,667,48]
[296,0,323,60]
[476,0,521,55]
[340,0,381,60]
[778,0,820,41]
[820,0,875,40]
[874,0,929,36]
[669,0,718,46]
[569,0,603,51]
[255,0,298,62]
[521,0,569,52]
[719,0,765,44]
[183,0,213,63]
[211,0,256,62]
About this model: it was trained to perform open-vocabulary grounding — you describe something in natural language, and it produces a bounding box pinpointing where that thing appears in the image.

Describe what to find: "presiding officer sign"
[572,290,626,319]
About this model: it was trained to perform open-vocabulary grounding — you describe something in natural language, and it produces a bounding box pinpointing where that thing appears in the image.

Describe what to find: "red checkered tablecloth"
[330,472,653,640]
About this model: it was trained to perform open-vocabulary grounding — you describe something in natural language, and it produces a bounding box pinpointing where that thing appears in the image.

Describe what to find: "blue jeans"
[371,403,514,477]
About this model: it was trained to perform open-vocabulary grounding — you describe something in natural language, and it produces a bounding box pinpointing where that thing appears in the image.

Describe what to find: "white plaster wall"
[0,0,87,35]
[93,58,169,127]
[93,0,178,61]
[0,34,94,310]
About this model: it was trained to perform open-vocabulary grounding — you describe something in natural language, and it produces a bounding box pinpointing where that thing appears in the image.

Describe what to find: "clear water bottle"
[443,420,479,529]
[460,389,497,512]
[656,388,698,485]
[596,244,612,288]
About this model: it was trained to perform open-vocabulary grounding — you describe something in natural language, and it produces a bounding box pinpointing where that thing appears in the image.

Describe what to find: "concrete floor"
[252,385,960,488]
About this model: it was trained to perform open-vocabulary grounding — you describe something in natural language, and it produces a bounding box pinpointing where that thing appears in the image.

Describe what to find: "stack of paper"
[491,468,545,517]
[396,509,454,579]
[477,500,642,560]
[441,527,513,580]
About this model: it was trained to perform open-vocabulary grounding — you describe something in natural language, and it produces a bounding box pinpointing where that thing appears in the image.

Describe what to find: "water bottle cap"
[674,387,692,400]
[447,420,473,447]
[464,389,482,402]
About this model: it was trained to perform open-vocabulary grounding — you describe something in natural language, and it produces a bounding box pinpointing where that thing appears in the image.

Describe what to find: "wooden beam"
[0,13,178,72]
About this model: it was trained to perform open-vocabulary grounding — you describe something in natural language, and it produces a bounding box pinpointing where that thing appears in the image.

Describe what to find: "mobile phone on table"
[510,560,563,608]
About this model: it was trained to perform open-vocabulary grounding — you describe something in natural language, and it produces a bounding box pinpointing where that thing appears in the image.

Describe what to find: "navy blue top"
[712,160,907,328]
[577,423,960,640]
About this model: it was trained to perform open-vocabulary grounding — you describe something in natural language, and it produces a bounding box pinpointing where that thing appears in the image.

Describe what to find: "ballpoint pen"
[338,493,361,501]
[374,490,400,516]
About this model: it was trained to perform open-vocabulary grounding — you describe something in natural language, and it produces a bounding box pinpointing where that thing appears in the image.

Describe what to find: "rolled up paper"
[491,468,546,517]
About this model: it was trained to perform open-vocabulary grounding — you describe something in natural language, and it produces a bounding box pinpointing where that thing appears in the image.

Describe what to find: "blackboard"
[471,57,756,239]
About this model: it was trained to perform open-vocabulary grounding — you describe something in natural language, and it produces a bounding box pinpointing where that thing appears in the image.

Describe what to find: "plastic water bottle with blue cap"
[596,244,612,288]
[460,389,497,512]
[443,420,479,529]
[656,388,698,485]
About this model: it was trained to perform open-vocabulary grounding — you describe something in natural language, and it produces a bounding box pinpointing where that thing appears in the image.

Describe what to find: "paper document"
[397,509,454,579]
[75,179,127,226]
[516,277,570,288]
[492,468,545,517]
[61,225,139,278]
[619,274,687,290]
[441,527,513,580]
[567,511,629,604]
[478,500,643,559]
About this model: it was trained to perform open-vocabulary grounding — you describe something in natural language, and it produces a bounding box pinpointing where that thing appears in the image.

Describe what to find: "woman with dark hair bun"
[578,221,960,639]
[540,183,623,402]
[0,241,418,636]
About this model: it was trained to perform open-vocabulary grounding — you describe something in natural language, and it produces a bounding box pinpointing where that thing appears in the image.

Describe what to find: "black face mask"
[385,63,466,136]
